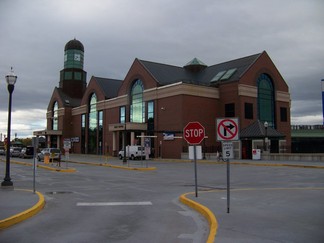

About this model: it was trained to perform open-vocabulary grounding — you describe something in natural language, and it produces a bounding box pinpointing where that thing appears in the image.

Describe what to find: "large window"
[52,101,58,130]
[147,101,154,131]
[130,79,145,123]
[88,93,97,154]
[257,74,275,127]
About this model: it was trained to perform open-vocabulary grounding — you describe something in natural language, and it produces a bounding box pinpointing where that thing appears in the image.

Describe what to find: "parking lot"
[1,155,324,242]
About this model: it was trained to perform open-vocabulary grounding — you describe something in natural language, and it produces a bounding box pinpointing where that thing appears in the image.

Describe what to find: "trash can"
[44,153,50,164]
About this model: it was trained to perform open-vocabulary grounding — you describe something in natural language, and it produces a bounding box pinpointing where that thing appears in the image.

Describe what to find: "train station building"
[34,39,291,159]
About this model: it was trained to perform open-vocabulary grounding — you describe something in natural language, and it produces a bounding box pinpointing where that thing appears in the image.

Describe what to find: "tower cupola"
[59,38,87,99]
[64,38,84,69]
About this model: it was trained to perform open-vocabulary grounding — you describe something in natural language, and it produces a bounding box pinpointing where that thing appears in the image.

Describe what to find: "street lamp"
[264,121,268,152]
[1,67,17,188]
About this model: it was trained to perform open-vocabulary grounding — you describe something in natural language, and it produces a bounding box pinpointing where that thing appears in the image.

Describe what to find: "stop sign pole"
[183,122,205,197]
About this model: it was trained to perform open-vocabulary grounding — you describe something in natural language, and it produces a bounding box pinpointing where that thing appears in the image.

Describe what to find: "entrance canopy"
[109,122,147,132]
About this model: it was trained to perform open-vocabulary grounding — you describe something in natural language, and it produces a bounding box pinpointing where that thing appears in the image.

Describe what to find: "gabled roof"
[200,53,262,85]
[93,76,123,99]
[138,52,263,87]
[240,120,285,139]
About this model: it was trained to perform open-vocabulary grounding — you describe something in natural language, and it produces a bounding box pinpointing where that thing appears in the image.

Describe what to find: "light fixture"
[1,67,17,188]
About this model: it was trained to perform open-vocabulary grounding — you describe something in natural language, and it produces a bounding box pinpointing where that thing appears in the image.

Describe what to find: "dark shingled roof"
[55,87,82,107]
[139,52,262,86]
[240,120,285,139]
[93,76,123,99]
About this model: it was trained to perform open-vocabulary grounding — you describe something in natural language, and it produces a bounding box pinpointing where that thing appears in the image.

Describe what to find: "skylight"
[220,68,237,80]
[210,70,226,83]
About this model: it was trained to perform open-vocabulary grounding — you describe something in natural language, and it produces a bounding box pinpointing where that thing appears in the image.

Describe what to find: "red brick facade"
[36,45,291,159]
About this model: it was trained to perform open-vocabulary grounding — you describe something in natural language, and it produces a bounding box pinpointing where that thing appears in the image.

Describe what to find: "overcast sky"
[0,0,323,139]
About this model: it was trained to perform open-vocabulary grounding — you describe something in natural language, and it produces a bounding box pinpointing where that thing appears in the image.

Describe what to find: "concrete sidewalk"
[0,189,45,229]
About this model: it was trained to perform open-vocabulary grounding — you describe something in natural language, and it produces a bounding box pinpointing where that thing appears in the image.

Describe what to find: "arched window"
[52,101,58,130]
[258,74,275,127]
[88,93,97,154]
[130,79,145,123]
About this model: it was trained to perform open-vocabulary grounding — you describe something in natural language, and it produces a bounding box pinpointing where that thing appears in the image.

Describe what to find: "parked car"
[0,146,5,155]
[19,146,34,159]
[10,147,22,157]
[118,145,146,160]
[37,148,61,161]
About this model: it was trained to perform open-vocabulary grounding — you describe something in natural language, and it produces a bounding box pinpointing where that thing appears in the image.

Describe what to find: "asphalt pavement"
[1,155,324,242]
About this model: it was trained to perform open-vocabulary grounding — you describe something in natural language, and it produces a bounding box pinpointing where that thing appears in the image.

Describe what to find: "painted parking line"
[76,201,153,206]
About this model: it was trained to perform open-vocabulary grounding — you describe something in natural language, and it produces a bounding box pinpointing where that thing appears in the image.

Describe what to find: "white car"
[37,148,61,161]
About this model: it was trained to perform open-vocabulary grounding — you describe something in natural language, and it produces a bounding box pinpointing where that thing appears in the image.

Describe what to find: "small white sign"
[222,142,234,159]
[189,146,202,160]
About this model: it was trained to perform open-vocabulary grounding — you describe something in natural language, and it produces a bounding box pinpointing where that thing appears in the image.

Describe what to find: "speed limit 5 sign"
[222,141,234,159]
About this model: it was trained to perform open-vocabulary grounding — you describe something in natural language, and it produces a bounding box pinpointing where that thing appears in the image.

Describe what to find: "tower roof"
[65,38,84,52]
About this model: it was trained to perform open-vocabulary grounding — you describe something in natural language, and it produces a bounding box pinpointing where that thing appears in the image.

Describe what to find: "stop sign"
[183,121,205,145]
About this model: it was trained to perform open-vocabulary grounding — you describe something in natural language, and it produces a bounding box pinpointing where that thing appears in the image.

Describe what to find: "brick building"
[34,39,291,159]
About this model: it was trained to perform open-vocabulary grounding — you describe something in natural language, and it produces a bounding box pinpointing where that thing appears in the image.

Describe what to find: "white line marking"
[76,201,153,206]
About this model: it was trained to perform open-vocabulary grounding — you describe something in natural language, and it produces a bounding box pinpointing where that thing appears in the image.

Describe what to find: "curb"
[37,164,77,173]
[5,160,77,173]
[0,189,45,229]
[151,158,324,169]
[179,192,218,243]
[68,160,157,171]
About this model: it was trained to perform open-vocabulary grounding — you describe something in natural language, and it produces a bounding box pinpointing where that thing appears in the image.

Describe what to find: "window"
[220,68,237,80]
[245,103,253,119]
[88,93,97,154]
[130,79,145,123]
[280,107,288,122]
[64,72,73,80]
[210,70,226,82]
[225,103,235,117]
[147,101,154,131]
[120,106,126,123]
[257,74,275,127]
[52,101,58,130]
[98,110,103,155]
[81,114,86,154]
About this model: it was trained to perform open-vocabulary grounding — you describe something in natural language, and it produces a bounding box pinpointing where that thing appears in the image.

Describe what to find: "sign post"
[217,118,239,213]
[32,137,39,194]
[183,122,205,197]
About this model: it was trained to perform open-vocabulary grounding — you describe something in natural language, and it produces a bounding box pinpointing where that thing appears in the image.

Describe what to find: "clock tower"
[59,38,87,99]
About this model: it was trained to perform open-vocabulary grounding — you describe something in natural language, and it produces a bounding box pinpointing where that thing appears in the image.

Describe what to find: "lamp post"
[1,67,17,188]
[264,121,268,152]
